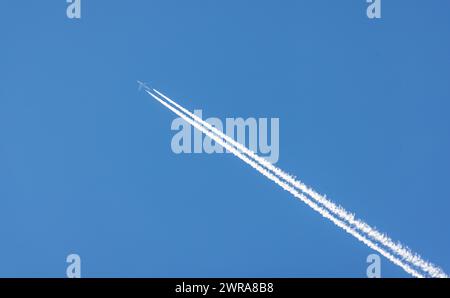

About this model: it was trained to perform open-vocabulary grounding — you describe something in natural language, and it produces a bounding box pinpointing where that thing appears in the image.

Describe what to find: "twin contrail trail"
[143,85,447,278]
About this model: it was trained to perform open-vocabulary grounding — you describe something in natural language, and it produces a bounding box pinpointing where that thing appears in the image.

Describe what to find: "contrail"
[146,89,445,277]
[149,88,447,278]
[144,89,428,278]
[145,90,425,277]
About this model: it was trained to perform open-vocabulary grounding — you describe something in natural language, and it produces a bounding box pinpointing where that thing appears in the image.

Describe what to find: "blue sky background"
[1,1,449,277]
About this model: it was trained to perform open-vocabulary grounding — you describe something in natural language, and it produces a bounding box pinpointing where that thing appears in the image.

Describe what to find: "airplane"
[137,80,151,91]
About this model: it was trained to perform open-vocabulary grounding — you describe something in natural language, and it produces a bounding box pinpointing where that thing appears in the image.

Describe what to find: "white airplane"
[137,80,151,91]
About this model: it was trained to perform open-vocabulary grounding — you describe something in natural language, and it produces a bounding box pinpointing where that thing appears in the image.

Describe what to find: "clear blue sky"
[1,1,449,277]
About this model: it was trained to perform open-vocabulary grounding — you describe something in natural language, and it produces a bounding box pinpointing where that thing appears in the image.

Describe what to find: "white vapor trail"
[145,88,446,278]
[151,89,447,278]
